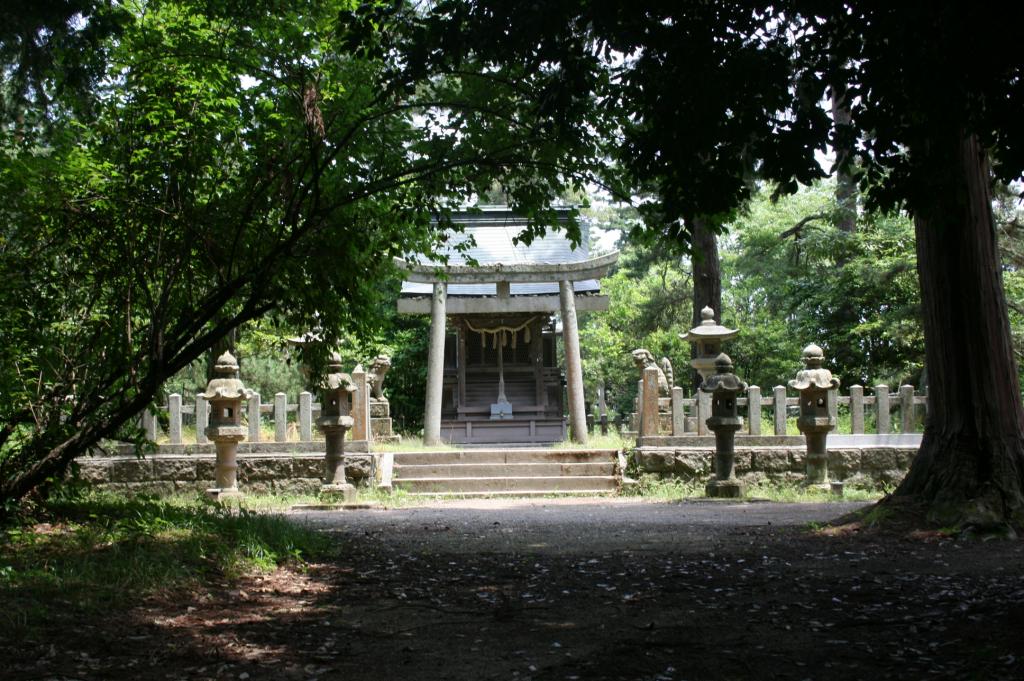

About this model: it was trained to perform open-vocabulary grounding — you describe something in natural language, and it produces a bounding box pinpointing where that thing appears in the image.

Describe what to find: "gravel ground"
[293,497,873,555]
[6,497,1024,681]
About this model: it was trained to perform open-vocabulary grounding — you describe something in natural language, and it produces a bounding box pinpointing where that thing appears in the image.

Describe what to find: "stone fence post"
[874,384,890,434]
[747,385,761,436]
[274,392,288,442]
[696,390,711,436]
[849,385,864,434]
[299,391,313,441]
[168,393,182,444]
[671,386,686,435]
[247,392,261,442]
[900,384,915,433]
[640,366,660,437]
[352,365,370,441]
[195,394,209,445]
[772,385,787,435]
[141,409,158,442]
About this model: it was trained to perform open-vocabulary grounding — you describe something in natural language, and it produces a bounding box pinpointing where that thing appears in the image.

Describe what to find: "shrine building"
[395,207,618,445]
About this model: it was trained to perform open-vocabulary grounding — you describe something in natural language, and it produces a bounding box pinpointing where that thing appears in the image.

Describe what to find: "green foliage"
[723,181,923,390]
[580,212,693,416]
[0,0,608,509]
[580,182,924,412]
[239,355,308,402]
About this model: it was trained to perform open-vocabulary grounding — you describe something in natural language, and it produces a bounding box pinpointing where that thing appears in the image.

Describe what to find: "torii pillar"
[560,280,588,444]
[423,281,447,445]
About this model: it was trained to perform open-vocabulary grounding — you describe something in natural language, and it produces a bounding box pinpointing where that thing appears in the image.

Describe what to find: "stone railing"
[141,370,373,446]
[638,382,927,438]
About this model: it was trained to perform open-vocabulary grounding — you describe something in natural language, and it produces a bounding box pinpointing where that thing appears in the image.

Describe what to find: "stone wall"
[633,444,917,489]
[80,446,375,496]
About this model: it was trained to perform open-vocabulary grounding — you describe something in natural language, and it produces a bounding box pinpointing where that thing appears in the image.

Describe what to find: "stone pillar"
[849,385,864,434]
[696,390,711,436]
[141,409,158,442]
[195,395,209,445]
[874,384,890,434]
[168,393,182,444]
[671,386,686,435]
[423,281,447,445]
[900,384,915,433]
[747,385,761,436]
[773,385,787,435]
[559,280,588,444]
[352,365,370,441]
[274,392,288,442]
[299,391,313,441]
[247,392,261,442]
[640,366,660,438]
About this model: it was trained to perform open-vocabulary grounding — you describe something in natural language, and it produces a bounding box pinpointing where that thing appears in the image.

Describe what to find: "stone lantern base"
[320,482,357,503]
[205,487,244,502]
[705,478,745,498]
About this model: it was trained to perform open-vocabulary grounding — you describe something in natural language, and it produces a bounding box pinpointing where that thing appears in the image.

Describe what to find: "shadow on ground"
[5,498,1024,680]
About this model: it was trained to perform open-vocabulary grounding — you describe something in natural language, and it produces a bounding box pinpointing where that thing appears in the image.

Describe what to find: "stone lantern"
[788,344,840,487]
[680,307,738,382]
[700,353,748,498]
[317,352,357,502]
[203,351,249,500]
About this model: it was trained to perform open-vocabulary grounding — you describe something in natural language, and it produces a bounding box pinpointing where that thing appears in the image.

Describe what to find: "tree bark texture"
[895,132,1024,526]
[690,216,721,392]
[830,83,857,234]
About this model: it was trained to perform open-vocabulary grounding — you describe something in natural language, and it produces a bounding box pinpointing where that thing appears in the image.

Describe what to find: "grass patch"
[0,490,331,638]
[373,435,457,452]
[626,474,887,503]
[552,432,632,450]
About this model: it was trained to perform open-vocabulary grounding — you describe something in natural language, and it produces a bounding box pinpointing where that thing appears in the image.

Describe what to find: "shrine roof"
[399,207,613,297]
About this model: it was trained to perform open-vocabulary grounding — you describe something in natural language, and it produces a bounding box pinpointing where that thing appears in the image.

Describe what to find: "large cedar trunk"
[830,84,857,234]
[895,132,1024,527]
[690,216,721,392]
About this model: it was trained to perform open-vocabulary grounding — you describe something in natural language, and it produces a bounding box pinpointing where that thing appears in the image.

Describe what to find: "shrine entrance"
[395,207,618,445]
[439,314,565,444]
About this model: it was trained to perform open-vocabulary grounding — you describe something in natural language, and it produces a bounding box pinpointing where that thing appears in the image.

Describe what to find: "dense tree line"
[2,1,1023,528]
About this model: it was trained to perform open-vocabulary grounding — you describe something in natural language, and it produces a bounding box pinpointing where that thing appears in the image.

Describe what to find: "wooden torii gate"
[395,252,618,445]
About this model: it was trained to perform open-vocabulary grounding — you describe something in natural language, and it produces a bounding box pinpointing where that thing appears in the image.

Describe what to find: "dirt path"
[6,497,1024,680]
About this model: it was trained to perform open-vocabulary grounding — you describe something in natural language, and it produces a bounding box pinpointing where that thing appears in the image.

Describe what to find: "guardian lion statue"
[631,348,674,397]
[367,355,392,400]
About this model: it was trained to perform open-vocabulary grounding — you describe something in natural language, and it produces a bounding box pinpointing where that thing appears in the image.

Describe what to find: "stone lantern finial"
[789,344,840,391]
[213,351,239,376]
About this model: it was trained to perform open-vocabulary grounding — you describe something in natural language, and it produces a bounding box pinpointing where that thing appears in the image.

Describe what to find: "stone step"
[405,489,618,499]
[393,475,620,495]
[392,448,617,466]
[393,462,616,479]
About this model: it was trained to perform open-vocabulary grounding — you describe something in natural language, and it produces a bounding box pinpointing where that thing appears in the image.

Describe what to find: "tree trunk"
[690,216,721,392]
[831,83,857,234]
[894,132,1024,528]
